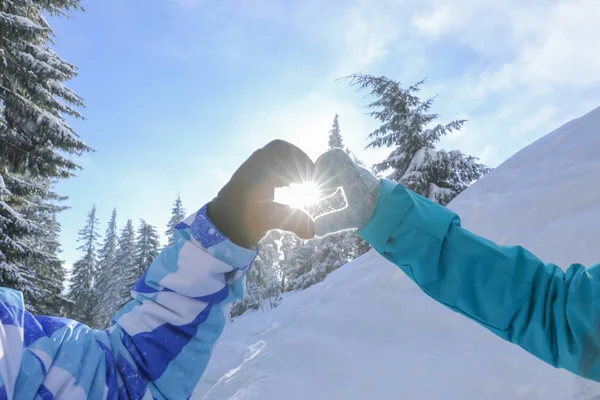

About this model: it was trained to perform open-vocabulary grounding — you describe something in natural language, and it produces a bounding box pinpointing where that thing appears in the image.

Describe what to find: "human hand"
[207,140,315,248]
[313,148,381,237]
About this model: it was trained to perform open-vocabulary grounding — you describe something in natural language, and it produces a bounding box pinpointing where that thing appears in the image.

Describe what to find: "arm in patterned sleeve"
[0,204,257,400]
[0,140,315,399]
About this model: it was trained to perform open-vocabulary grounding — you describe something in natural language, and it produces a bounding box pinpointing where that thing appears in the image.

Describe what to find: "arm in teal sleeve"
[358,179,600,381]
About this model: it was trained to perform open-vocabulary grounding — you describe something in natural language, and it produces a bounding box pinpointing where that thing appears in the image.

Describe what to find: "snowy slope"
[448,106,600,268]
[194,106,600,399]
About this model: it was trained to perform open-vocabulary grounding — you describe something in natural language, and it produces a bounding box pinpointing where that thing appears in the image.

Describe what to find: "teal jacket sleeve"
[358,179,600,381]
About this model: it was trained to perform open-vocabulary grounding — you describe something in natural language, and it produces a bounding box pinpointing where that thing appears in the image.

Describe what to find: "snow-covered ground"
[194,106,600,399]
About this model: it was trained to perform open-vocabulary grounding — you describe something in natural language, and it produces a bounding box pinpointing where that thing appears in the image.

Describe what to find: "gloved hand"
[313,148,381,237]
[207,140,315,249]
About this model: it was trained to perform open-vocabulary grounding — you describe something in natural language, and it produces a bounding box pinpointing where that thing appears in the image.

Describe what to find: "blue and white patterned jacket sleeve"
[0,204,258,400]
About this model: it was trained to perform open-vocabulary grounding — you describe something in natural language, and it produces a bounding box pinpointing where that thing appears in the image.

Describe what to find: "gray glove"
[313,148,381,237]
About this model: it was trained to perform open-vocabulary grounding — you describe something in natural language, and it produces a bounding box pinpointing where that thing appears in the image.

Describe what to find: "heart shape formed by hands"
[208,141,381,249]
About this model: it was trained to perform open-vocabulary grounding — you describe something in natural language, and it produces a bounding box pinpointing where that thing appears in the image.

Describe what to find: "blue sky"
[50,0,600,267]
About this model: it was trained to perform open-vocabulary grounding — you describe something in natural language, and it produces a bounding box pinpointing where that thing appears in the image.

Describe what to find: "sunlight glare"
[274,182,322,209]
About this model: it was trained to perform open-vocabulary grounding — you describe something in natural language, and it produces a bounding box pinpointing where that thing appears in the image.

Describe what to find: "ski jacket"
[0,204,257,399]
[358,179,600,382]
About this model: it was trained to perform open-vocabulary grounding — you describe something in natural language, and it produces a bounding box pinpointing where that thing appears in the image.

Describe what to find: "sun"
[274,182,322,209]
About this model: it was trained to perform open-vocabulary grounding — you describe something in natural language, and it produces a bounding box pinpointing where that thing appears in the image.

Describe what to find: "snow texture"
[195,106,600,399]
[0,12,41,30]
[450,105,600,269]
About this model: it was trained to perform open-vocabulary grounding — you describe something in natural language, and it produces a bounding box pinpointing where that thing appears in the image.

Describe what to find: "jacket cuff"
[357,180,458,254]
[175,204,258,270]
[357,179,412,253]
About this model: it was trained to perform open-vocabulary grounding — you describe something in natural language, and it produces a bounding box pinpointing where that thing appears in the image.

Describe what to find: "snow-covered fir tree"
[21,179,68,315]
[134,220,160,275]
[0,0,88,304]
[68,205,100,325]
[119,220,160,309]
[0,172,39,304]
[346,74,491,205]
[278,232,301,293]
[285,232,369,292]
[230,230,296,317]
[230,260,262,317]
[114,219,137,310]
[328,114,344,149]
[93,208,119,328]
[230,253,281,317]
[165,194,186,247]
[284,239,319,291]
[285,205,366,293]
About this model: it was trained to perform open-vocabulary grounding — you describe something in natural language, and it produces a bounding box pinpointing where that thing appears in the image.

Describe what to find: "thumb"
[260,202,315,240]
[313,206,355,237]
